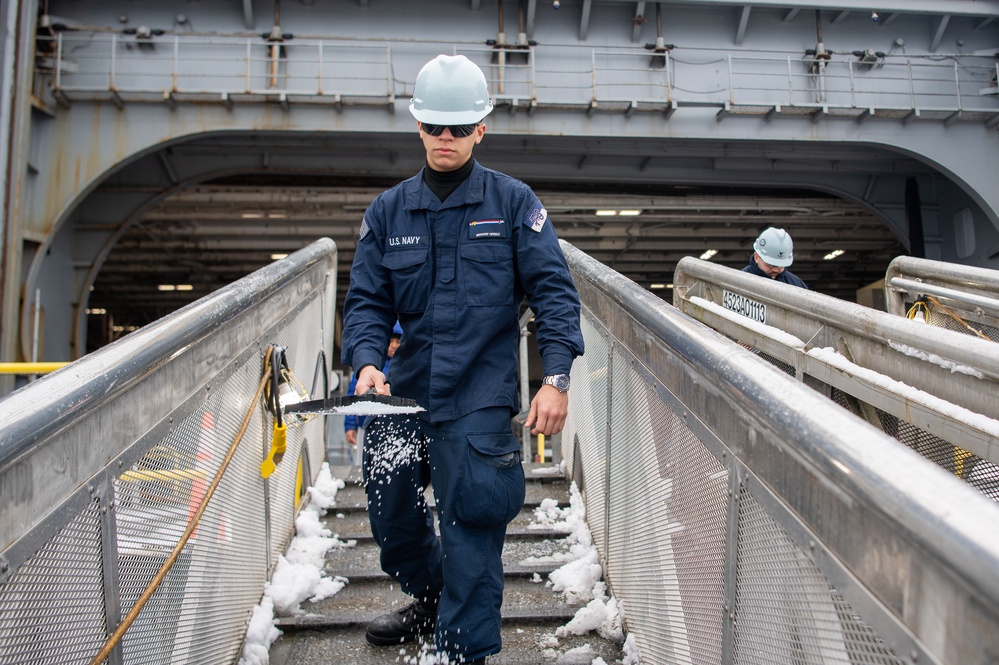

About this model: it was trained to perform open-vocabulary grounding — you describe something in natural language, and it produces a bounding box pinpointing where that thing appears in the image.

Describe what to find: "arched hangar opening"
[73,129,915,356]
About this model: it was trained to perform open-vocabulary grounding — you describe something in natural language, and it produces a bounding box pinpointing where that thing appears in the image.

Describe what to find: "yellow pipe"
[119,469,208,483]
[0,362,70,375]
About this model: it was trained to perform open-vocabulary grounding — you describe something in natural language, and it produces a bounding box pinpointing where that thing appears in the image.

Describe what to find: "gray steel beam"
[632,1,646,44]
[643,0,999,16]
[734,6,750,46]
[930,15,952,53]
[241,0,253,29]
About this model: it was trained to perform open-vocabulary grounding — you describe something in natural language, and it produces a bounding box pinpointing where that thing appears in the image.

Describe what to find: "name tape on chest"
[468,219,508,239]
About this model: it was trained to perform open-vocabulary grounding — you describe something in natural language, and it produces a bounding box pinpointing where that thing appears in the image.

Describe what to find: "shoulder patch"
[525,206,548,232]
[358,216,370,240]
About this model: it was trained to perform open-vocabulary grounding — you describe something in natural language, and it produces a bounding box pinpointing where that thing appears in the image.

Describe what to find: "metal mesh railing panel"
[605,357,729,665]
[734,484,903,665]
[111,288,329,664]
[828,386,999,503]
[749,347,795,377]
[879,410,999,503]
[565,312,610,555]
[115,359,270,665]
[925,306,999,342]
[0,499,106,664]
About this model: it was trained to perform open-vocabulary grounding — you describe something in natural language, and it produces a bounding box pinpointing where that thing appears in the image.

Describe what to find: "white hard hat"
[409,54,494,125]
[754,227,794,267]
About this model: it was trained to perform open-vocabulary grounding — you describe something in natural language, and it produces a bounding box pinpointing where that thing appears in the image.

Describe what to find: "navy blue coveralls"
[341,160,584,662]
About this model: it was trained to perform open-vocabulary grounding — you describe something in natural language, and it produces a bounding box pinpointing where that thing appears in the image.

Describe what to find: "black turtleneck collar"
[423,158,474,202]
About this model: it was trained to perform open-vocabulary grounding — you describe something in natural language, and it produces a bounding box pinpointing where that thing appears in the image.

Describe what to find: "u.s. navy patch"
[468,219,508,239]
[358,216,370,240]
[525,206,547,232]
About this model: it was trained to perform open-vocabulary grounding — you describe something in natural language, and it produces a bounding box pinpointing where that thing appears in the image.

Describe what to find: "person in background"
[340,54,584,664]
[743,226,808,289]
[343,321,402,458]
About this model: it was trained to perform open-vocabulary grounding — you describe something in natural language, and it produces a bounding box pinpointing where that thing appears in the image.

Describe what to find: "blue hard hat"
[392,321,404,337]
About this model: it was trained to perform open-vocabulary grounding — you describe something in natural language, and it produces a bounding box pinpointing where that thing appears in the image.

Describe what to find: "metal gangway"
[672,255,999,501]
[2,238,998,664]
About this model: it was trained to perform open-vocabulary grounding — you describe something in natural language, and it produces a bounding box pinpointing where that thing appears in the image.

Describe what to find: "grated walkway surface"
[268,464,626,664]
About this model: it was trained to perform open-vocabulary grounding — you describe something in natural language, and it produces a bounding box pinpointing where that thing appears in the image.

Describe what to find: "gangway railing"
[885,255,999,343]
[4,237,999,665]
[36,32,999,124]
[562,241,999,664]
[0,239,336,664]
[672,256,999,501]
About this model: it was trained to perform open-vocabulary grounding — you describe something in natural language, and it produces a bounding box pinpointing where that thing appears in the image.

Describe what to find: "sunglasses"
[420,122,479,137]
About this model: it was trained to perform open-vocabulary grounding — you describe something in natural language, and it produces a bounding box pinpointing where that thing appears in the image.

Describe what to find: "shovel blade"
[283,394,425,417]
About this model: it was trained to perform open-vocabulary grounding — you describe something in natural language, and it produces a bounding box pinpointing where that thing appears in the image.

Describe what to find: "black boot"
[364,599,437,646]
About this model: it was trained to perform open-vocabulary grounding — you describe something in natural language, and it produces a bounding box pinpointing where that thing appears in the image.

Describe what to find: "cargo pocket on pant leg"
[455,433,526,528]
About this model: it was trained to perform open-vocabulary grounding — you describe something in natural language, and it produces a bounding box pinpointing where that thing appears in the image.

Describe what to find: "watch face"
[548,374,569,391]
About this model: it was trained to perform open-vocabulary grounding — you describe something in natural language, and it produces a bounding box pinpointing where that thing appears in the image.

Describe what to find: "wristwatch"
[542,374,571,393]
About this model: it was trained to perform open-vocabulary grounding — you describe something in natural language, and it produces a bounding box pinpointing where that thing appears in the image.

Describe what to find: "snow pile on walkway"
[238,462,355,665]
[524,468,641,664]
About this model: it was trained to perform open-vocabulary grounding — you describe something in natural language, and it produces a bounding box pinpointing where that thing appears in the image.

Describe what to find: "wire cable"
[925,295,991,340]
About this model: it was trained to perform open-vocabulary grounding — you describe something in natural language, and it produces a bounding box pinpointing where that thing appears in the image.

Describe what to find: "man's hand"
[525,384,568,436]
[345,429,357,447]
[355,365,391,396]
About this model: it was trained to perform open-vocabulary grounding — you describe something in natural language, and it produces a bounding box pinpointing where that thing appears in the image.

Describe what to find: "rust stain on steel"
[85,108,106,187]
[41,116,76,232]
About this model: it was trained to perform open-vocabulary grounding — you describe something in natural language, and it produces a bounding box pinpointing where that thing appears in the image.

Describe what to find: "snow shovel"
[282,391,425,417]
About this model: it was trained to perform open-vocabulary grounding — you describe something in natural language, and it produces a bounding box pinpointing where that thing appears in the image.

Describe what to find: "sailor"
[340,53,584,663]
[743,227,808,288]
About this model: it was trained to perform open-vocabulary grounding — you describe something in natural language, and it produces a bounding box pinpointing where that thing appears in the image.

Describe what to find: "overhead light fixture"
[271,253,289,260]
[158,284,176,291]
[699,249,718,260]
[595,209,641,217]
[823,249,845,260]
[86,308,107,315]
[650,283,666,289]
[241,212,264,219]
[267,212,287,219]
[176,284,193,291]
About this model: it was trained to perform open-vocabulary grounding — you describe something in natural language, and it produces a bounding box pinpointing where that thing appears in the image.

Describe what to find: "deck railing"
[37,32,999,123]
